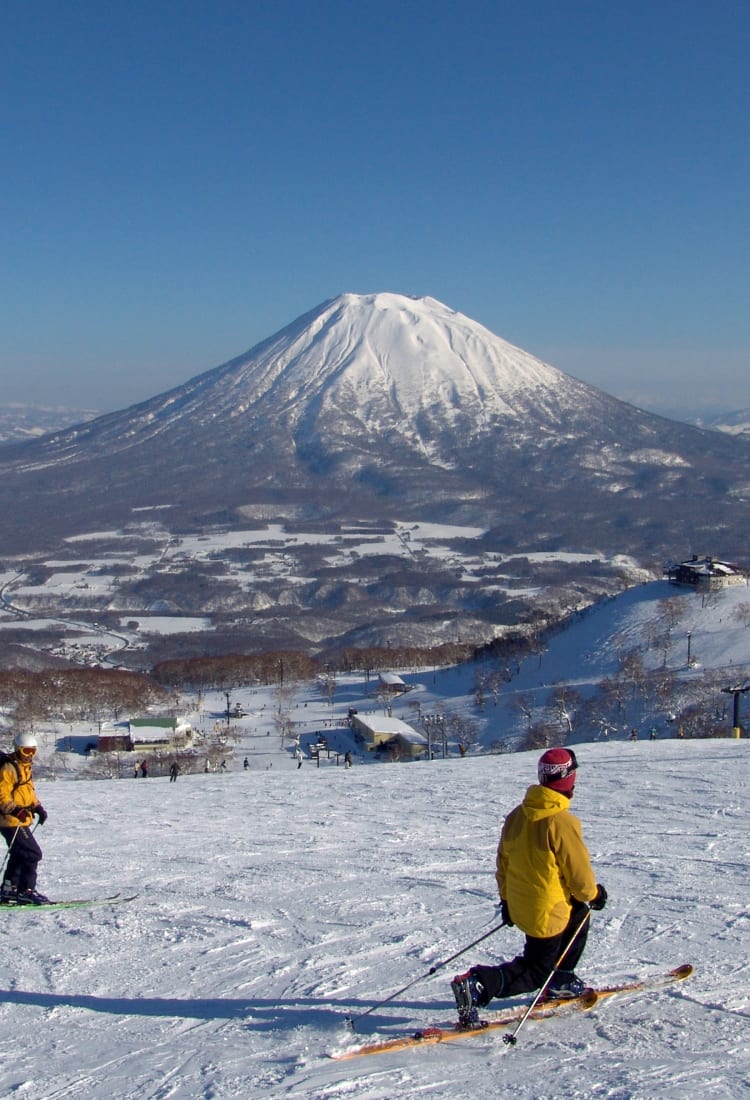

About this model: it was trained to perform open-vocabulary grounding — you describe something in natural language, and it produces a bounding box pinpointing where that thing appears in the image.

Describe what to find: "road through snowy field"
[0,738,747,1099]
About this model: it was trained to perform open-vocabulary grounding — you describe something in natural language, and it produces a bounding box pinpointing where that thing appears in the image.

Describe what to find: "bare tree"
[474,670,487,710]
[274,708,295,749]
[547,684,582,735]
[447,713,480,756]
[516,693,535,733]
[486,667,504,705]
[658,595,690,631]
[520,721,559,752]
[733,602,750,628]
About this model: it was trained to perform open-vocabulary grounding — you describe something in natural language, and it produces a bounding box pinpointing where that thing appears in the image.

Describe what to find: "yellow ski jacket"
[496,784,598,938]
[0,755,40,827]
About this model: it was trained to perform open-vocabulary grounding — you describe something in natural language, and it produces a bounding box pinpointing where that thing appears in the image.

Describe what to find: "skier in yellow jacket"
[0,732,49,904]
[452,747,606,1026]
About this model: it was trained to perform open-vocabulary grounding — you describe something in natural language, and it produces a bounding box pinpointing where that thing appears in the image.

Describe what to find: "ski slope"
[0,736,747,1099]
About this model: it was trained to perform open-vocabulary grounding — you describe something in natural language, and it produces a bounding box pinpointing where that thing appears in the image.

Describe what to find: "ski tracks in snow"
[1,742,748,1098]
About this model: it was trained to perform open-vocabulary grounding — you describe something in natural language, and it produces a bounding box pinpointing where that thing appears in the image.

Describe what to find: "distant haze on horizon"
[2,3,748,419]
[2,296,746,426]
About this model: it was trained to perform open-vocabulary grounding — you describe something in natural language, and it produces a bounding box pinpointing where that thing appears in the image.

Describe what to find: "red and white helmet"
[538,747,578,793]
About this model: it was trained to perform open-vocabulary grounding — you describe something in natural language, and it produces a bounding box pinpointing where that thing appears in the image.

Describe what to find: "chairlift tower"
[721,683,750,739]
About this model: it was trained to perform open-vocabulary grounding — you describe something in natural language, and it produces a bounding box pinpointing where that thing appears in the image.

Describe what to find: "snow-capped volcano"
[207,291,588,439]
[1,292,749,571]
[11,292,607,467]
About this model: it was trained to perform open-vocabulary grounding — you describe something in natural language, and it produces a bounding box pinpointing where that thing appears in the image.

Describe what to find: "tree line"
[0,667,166,726]
[151,642,481,690]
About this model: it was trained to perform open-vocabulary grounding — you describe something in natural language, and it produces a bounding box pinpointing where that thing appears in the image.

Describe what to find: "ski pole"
[503,905,592,1048]
[345,919,508,1031]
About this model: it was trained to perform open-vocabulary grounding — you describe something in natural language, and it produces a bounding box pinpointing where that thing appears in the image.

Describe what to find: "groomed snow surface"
[1,737,747,1099]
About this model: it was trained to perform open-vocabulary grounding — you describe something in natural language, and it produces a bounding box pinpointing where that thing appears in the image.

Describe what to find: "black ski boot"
[541,971,586,1001]
[16,888,51,905]
[451,970,486,1029]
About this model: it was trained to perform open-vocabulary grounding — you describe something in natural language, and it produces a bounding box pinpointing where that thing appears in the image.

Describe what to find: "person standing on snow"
[0,732,50,905]
[451,747,606,1026]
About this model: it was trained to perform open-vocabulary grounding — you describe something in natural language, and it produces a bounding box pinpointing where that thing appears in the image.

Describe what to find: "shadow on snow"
[0,989,445,1030]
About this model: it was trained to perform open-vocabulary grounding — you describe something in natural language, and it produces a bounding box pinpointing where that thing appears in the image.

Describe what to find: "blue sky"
[2,1,748,416]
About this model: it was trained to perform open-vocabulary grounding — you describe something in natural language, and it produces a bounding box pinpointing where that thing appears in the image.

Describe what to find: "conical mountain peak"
[0,291,747,580]
[202,290,584,432]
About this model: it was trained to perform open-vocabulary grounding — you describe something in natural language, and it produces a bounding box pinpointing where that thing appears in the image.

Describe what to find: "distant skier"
[0,732,50,904]
[451,747,606,1026]
[169,761,179,782]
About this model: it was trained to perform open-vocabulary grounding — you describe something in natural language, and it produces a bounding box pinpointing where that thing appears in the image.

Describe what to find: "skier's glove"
[500,899,514,926]
[14,807,31,823]
[590,884,607,911]
[35,805,48,825]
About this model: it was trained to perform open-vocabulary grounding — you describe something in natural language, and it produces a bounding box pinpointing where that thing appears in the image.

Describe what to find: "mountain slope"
[2,292,748,550]
[3,730,746,1099]
[0,292,627,478]
[1,292,749,656]
[698,408,750,437]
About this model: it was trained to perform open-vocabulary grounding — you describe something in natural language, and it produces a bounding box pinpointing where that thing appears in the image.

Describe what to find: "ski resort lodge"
[350,713,428,759]
[97,717,192,754]
[667,555,747,591]
[377,672,410,694]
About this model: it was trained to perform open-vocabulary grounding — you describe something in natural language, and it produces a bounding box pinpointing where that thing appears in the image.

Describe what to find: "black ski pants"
[471,901,591,1003]
[0,825,43,892]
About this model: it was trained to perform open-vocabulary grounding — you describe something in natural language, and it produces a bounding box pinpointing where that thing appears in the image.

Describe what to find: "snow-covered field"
[1,578,748,1096]
[3,575,750,751]
[0,736,747,1099]
[0,518,649,659]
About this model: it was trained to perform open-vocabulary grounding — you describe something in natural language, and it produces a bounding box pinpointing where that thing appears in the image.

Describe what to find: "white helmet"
[13,731,37,750]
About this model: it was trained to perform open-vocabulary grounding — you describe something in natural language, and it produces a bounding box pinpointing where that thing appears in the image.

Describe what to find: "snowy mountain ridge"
[16,292,604,465]
[0,402,99,444]
[698,407,750,436]
[2,292,750,654]
[241,292,582,428]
